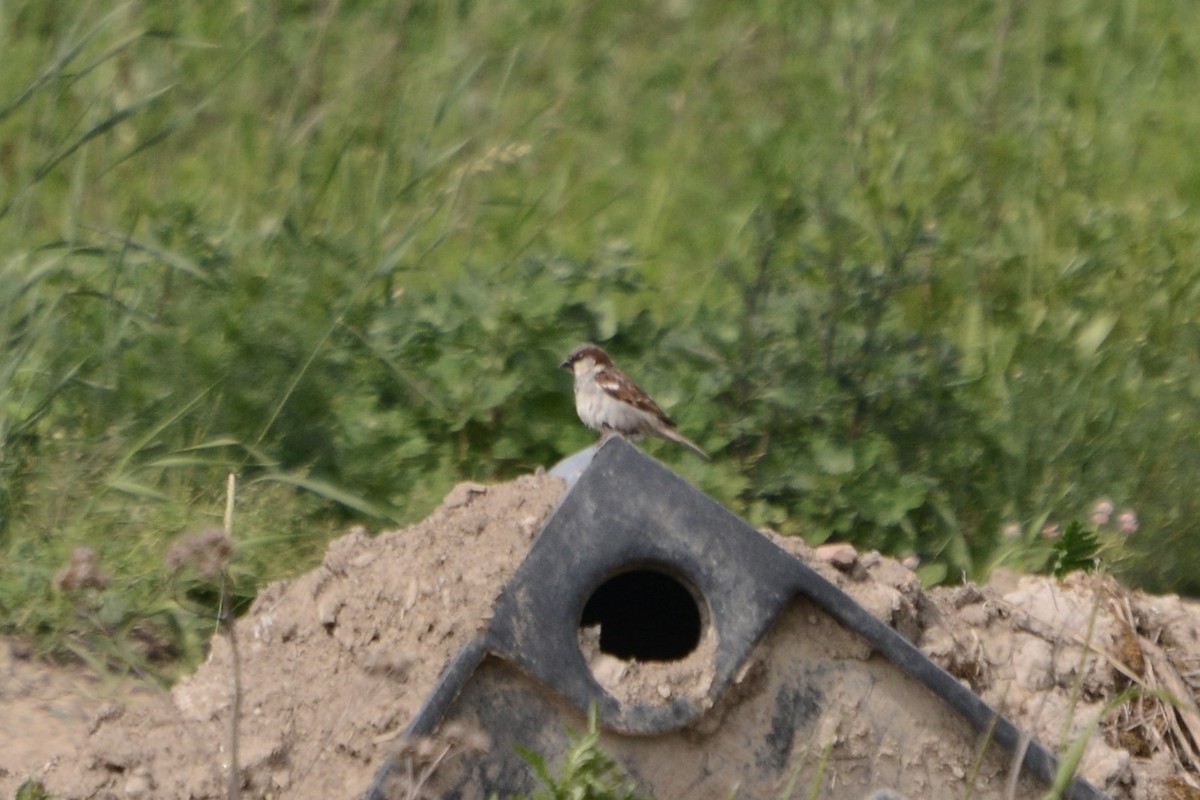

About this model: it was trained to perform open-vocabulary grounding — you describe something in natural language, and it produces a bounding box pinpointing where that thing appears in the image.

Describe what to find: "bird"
[560,343,709,459]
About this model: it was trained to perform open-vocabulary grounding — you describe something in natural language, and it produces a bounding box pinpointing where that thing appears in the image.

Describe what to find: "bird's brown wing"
[594,366,676,425]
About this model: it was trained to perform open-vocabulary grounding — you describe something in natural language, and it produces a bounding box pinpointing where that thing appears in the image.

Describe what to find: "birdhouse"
[365,437,1105,800]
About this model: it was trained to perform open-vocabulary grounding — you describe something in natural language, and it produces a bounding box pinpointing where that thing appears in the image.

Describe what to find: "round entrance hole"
[580,568,703,662]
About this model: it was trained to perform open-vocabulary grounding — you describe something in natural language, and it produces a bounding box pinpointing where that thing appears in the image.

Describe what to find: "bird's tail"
[660,427,710,460]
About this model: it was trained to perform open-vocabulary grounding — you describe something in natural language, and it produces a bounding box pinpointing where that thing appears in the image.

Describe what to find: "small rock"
[88,702,125,735]
[317,594,344,627]
[590,653,627,689]
[948,584,984,609]
[444,482,488,509]
[815,543,858,572]
[958,602,991,627]
[124,768,153,798]
[1013,635,1054,691]
[1081,737,1130,786]
[362,647,417,680]
[272,769,292,791]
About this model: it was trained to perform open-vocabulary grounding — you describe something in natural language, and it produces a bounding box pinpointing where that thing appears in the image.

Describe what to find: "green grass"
[3,0,1200,675]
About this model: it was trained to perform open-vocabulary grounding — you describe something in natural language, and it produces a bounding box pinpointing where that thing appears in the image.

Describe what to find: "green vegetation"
[1049,521,1100,578]
[2,0,1199,675]
[513,705,652,800]
[13,781,51,800]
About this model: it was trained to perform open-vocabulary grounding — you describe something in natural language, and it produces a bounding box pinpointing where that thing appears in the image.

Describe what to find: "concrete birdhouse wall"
[366,437,1106,800]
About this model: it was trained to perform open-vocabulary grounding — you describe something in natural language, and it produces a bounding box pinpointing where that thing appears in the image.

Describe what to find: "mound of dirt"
[3,468,1199,798]
[764,539,1200,798]
[2,472,563,799]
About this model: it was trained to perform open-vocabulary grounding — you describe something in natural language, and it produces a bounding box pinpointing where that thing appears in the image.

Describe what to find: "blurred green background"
[2,0,1198,676]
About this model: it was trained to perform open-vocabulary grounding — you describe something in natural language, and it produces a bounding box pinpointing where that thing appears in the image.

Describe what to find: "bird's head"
[560,343,612,374]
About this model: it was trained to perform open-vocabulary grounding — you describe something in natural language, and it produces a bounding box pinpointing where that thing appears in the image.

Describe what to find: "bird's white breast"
[574,367,655,435]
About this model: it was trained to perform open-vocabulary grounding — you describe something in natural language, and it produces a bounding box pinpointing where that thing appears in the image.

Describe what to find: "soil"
[2,469,1199,799]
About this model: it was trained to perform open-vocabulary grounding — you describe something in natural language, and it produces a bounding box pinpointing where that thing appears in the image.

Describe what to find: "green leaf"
[249,472,400,522]
[104,477,171,502]
[514,745,553,787]
[811,438,855,476]
[15,780,53,800]
[959,300,985,378]
[1050,522,1100,577]
[1075,313,1117,358]
[860,475,929,526]
[915,561,948,587]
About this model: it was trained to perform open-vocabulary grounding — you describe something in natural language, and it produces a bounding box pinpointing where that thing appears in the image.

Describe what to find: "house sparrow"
[560,343,709,459]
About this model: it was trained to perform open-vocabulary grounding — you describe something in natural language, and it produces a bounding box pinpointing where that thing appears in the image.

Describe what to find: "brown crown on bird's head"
[560,343,612,370]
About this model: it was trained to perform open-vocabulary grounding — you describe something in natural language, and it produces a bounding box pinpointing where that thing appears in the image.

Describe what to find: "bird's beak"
[559,357,571,369]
